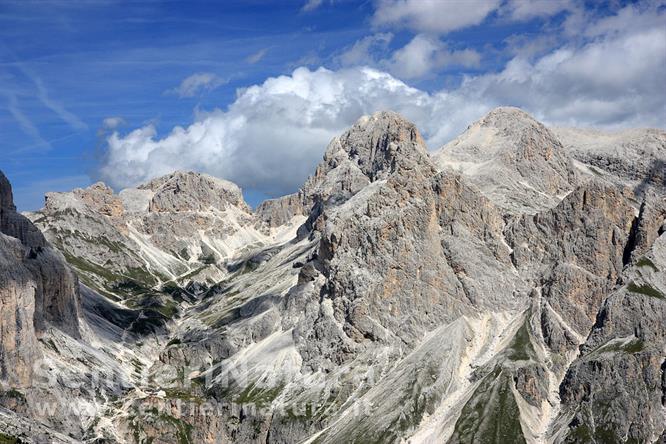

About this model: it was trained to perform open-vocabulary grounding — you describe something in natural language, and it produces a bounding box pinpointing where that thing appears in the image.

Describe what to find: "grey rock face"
[0,171,81,390]
[433,107,577,214]
[558,229,666,443]
[553,126,666,194]
[255,192,305,230]
[0,171,81,339]
[0,233,41,388]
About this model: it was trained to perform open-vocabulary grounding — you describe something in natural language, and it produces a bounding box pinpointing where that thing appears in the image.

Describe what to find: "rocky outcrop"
[553,126,666,194]
[255,192,306,230]
[434,107,577,214]
[29,171,289,299]
[0,171,81,389]
[558,228,666,443]
[0,233,41,387]
[140,170,250,213]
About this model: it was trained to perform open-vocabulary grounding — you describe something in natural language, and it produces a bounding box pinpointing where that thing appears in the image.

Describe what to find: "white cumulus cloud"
[99,4,666,198]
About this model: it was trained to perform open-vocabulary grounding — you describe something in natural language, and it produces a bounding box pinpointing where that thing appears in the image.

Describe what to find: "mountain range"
[1,107,664,443]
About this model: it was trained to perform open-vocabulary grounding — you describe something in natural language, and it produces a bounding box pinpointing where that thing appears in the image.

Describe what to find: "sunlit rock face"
[0,170,80,387]
[1,109,664,443]
[433,107,578,214]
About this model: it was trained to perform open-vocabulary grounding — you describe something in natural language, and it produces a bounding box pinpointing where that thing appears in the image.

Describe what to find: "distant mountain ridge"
[0,108,664,443]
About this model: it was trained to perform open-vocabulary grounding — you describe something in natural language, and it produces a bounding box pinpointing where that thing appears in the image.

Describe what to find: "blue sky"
[1,0,664,210]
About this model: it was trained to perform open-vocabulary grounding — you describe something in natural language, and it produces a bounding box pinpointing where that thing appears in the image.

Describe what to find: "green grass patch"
[234,382,284,407]
[63,251,120,283]
[162,388,204,404]
[1,388,26,402]
[636,257,658,271]
[595,338,646,355]
[155,300,179,319]
[506,319,536,361]
[0,433,21,444]
[450,367,526,444]
[158,413,193,444]
[627,282,665,300]
[39,338,60,354]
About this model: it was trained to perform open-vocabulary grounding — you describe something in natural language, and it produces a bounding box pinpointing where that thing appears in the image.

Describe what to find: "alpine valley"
[1,108,664,443]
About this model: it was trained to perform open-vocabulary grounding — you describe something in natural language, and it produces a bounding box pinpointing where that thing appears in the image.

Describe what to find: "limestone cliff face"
[558,226,666,443]
[0,234,41,388]
[255,192,306,230]
[0,171,81,389]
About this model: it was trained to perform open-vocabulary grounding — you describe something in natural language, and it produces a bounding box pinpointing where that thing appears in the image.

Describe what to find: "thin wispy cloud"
[33,76,87,130]
[16,63,87,130]
[166,72,227,98]
[102,116,125,129]
[6,94,50,152]
[302,0,323,12]
[246,48,268,64]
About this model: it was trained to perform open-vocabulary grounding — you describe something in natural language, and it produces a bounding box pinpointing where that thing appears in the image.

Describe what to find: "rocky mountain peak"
[476,106,540,129]
[330,110,429,181]
[299,111,433,211]
[0,171,16,211]
[434,106,576,213]
[139,170,249,213]
[1,171,47,248]
[72,182,124,217]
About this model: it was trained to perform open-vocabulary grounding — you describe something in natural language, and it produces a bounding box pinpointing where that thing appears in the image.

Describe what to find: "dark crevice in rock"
[622,214,640,266]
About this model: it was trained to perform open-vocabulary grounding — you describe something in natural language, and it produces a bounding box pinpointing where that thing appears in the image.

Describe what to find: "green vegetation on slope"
[627,282,665,300]
[449,367,526,444]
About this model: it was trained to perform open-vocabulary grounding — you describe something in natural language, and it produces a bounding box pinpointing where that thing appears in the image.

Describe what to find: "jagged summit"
[138,170,249,213]
[296,111,433,212]
[0,170,16,211]
[328,110,429,180]
[1,170,48,248]
[255,111,431,228]
[433,106,576,213]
